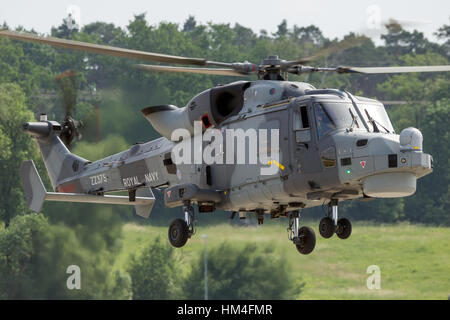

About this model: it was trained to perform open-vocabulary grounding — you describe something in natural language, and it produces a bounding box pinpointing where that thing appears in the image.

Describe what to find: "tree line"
[0,15,448,299]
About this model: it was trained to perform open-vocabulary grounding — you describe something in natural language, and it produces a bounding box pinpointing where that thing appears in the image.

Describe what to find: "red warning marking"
[360,161,366,168]
[201,113,212,128]
[58,184,76,193]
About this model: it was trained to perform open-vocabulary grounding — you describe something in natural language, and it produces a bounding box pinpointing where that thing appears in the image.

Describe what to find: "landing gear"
[319,217,335,238]
[287,211,316,255]
[168,201,195,248]
[255,209,265,225]
[295,226,316,254]
[319,199,352,239]
[168,219,189,247]
[336,218,352,239]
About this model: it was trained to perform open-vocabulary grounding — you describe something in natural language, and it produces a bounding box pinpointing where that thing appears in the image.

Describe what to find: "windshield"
[358,103,394,133]
[314,102,362,139]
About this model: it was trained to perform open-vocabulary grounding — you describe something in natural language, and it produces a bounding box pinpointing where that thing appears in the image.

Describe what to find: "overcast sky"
[1,0,449,43]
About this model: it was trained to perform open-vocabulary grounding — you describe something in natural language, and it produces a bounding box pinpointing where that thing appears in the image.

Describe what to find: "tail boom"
[20,160,155,216]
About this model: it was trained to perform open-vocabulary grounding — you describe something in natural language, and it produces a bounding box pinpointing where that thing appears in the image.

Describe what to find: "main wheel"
[168,218,190,248]
[319,217,335,238]
[295,226,316,255]
[336,218,352,239]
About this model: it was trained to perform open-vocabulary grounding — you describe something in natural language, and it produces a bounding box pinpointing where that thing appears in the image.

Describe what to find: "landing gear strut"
[255,209,265,225]
[287,210,316,255]
[319,199,352,239]
[168,201,195,248]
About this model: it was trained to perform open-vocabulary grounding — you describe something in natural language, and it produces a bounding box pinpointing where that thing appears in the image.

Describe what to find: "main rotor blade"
[0,29,206,66]
[380,100,428,105]
[337,65,450,74]
[135,64,248,76]
[283,36,368,68]
[287,65,450,75]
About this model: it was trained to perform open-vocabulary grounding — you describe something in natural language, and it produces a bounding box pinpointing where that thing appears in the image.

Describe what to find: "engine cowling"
[141,81,251,139]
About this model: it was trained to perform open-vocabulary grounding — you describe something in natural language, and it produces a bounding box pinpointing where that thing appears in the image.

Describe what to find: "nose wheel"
[168,201,195,248]
[319,200,352,239]
[168,218,190,247]
[288,211,316,255]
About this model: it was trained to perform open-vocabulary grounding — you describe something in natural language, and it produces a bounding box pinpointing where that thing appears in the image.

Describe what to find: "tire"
[319,217,335,238]
[336,218,352,239]
[168,218,190,248]
[296,226,316,255]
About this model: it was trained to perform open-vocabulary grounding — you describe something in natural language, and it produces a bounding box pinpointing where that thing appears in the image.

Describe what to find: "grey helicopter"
[1,29,444,255]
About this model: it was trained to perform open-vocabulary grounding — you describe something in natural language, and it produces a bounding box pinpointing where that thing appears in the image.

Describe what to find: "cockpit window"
[359,104,395,133]
[311,101,394,135]
[314,103,336,139]
[319,102,359,130]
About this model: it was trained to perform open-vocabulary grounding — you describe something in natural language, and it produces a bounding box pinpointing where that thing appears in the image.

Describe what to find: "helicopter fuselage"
[45,80,432,217]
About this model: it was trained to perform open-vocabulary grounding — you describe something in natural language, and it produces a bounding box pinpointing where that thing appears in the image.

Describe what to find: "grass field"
[116,221,450,300]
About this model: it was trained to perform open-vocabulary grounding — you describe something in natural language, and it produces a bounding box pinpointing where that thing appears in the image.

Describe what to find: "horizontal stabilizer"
[44,192,155,206]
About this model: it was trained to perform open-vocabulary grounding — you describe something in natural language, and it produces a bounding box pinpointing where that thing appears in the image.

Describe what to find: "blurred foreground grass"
[116,221,449,300]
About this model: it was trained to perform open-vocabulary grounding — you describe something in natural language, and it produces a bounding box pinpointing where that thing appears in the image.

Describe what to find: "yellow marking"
[263,102,287,109]
[413,146,419,150]
[268,160,285,170]
[262,98,293,109]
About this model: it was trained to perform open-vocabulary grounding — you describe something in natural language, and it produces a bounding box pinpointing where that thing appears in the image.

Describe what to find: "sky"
[0,0,449,43]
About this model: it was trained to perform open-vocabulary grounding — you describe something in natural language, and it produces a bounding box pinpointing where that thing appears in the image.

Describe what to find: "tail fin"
[135,187,156,218]
[20,160,47,212]
[23,120,89,190]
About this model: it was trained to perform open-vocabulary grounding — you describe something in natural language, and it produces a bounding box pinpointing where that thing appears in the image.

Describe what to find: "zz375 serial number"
[90,174,107,186]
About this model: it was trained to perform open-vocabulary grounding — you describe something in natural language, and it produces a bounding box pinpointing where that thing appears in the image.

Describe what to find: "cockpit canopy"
[313,100,394,139]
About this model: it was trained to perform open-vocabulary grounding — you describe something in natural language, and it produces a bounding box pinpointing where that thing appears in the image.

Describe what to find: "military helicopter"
[2,29,445,255]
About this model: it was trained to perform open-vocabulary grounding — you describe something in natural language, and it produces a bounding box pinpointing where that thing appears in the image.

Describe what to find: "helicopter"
[1,29,446,255]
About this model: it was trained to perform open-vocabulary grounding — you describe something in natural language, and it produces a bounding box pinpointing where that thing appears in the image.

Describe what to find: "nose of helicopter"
[337,127,433,198]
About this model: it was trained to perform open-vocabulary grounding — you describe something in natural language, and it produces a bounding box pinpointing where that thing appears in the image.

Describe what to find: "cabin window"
[314,103,336,140]
[293,106,311,143]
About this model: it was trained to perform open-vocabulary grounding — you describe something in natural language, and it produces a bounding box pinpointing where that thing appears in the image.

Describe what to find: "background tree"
[128,237,182,299]
[0,15,450,300]
[273,19,288,39]
[0,83,37,227]
[0,214,131,299]
[183,243,304,299]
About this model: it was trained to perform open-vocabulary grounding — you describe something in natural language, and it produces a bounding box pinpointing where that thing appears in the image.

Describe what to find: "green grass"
[117,221,450,300]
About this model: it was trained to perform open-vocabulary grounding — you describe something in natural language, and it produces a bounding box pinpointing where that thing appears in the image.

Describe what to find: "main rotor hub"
[259,55,284,80]
[261,55,282,67]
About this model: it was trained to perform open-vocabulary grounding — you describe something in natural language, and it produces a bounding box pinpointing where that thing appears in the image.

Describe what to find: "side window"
[293,106,311,143]
[314,103,335,140]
